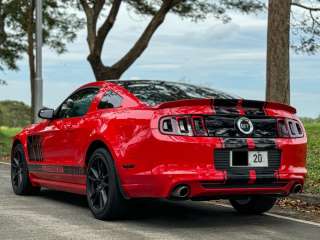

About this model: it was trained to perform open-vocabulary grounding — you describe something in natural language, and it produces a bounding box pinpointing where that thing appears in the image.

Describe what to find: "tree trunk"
[266,0,292,105]
[27,1,36,123]
[27,43,36,123]
[87,54,122,80]
[84,0,175,81]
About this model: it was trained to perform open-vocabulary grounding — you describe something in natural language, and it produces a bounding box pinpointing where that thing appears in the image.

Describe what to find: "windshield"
[113,80,237,106]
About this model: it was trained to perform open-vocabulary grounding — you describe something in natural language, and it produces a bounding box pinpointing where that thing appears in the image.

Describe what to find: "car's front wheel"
[86,148,128,220]
[229,196,277,214]
[11,144,40,195]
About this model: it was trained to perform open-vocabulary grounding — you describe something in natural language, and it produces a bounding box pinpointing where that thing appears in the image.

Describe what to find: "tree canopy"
[0,0,84,72]
[291,0,320,54]
[73,0,265,80]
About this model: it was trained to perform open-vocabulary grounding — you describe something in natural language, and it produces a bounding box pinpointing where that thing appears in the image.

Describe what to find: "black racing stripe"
[213,99,239,115]
[242,100,266,116]
[214,148,281,185]
[253,139,277,150]
[28,164,86,175]
[223,138,248,149]
[255,171,277,184]
[201,182,288,189]
[226,169,250,184]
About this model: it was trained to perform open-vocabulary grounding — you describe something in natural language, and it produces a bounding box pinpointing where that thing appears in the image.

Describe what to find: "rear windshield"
[113,80,236,106]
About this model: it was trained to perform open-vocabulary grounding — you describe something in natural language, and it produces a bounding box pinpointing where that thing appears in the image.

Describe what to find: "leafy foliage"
[291,0,320,54]
[124,0,265,21]
[0,126,21,158]
[75,0,265,80]
[0,0,84,71]
[0,100,31,127]
[0,79,7,85]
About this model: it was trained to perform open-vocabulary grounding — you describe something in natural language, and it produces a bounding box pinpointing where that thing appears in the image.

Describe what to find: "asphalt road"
[0,163,319,240]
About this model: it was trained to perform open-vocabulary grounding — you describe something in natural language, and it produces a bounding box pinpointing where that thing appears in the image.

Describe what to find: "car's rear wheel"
[229,196,277,214]
[11,144,40,195]
[86,148,128,220]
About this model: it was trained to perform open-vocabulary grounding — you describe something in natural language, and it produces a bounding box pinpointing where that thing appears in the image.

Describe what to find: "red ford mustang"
[11,80,307,220]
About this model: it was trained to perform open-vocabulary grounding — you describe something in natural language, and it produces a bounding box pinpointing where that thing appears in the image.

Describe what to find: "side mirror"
[38,108,55,120]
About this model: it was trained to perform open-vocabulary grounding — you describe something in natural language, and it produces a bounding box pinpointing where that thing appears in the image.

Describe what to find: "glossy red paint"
[12,81,307,200]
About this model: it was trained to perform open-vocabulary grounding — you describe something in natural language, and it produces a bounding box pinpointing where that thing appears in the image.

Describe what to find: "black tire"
[229,196,277,214]
[11,144,41,195]
[86,148,128,220]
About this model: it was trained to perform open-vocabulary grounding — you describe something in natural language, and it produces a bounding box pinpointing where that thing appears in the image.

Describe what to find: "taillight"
[159,116,208,136]
[277,118,304,138]
[192,116,208,136]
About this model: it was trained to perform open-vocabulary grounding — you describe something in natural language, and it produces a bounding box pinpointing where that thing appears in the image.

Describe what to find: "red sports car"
[11,80,307,220]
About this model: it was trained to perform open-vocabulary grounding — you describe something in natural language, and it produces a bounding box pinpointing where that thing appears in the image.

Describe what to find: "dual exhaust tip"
[171,185,190,199]
[171,183,303,199]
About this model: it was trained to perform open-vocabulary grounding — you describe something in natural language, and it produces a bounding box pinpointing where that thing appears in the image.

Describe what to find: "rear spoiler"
[155,99,297,114]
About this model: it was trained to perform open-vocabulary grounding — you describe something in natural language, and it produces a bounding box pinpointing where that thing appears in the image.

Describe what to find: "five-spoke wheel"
[11,144,40,195]
[11,150,24,190]
[87,155,110,211]
[86,148,128,220]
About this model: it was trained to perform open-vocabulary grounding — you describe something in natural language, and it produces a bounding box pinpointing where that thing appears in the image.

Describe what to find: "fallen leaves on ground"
[277,198,320,215]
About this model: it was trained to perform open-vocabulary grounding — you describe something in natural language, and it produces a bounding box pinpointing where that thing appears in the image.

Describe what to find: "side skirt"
[31,177,86,195]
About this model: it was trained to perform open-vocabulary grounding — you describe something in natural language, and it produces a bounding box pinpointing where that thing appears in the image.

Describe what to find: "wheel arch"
[11,139,23,157]
[84,139,129,199]
[84,140,111,167]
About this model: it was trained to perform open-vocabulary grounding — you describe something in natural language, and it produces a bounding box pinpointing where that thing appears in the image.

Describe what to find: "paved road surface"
[0,163,319,240]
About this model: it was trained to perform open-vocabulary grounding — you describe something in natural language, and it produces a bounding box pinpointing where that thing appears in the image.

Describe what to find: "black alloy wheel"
[11,144,40,195]
[229,195,277,214]
[87,154,110,211]
[86,148,128,220]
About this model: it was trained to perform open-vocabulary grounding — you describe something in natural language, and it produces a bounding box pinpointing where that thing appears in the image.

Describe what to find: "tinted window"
[57,88,99,118]
[98,91,122,109]
[113,80,236,106]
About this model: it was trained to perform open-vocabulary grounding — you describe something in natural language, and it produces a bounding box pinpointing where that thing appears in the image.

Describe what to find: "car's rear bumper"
[122,168,306,199]
[120,130,307,199]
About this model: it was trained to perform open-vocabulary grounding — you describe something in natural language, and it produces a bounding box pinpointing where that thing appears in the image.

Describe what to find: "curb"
[288,193,320,206]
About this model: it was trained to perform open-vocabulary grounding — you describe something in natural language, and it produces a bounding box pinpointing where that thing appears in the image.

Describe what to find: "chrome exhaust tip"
[171,185,190,199]
[292,184,303,194]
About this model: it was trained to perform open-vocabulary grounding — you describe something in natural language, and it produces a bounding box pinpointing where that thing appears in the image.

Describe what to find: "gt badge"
[237,117,254,135]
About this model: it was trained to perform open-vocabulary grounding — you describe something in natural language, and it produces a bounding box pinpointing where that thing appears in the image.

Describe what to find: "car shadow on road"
[37,189,276,229]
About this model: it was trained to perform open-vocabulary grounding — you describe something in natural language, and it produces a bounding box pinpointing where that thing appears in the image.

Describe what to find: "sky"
[0,6,319,117]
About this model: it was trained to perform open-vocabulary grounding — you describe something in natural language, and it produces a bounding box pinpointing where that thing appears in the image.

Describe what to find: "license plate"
[248,151,268,167]
[230,151,268,167]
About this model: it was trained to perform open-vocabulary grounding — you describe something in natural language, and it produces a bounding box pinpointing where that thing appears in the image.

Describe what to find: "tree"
[291,0,320,54]
[75,0,265,81]
[0,79,7,85]
[0,0,84,122]
[266,0,291,104]
[266,0,320,104]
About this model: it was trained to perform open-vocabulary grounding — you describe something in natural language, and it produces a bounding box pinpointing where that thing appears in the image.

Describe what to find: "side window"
[57,88,99,119]
[98,91,123,109]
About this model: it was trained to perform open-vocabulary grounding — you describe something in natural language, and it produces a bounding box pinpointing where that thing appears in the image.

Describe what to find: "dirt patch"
[274,198,320,223]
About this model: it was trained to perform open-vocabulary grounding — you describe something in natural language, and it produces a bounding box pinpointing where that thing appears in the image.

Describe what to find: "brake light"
[277,118,304,138]
[192,116,208,136]
[159,116,208,136]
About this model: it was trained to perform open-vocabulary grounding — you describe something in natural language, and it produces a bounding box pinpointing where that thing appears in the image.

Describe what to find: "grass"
[0,123,319,194]
[0,126,21,159]
[304,122,320,194]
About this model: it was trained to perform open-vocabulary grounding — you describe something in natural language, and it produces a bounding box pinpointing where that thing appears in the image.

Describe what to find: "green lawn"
[0,123,319,194]
[304,122,320,194]
[0,126,21,159]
